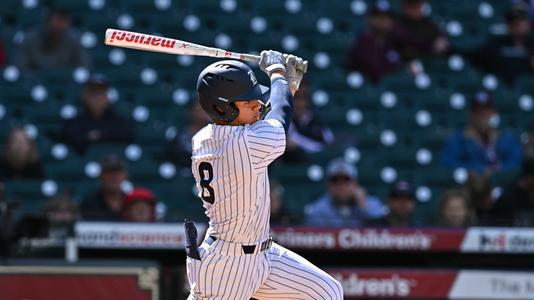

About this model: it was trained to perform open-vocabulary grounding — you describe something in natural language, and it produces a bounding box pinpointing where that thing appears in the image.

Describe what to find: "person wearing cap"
[79,154,129,221]
[366,180,417,227]
[122,187,157,223]
[62,74,134,153]
[346,0,402,82]
[470,4,534,84]
[15,7,90,72]
[489,157,534,226]
[304,158,385,227]
[391,0,450,61]
[441,90,522,174]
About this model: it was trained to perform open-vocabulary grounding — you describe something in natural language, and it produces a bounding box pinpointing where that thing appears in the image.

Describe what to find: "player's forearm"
[265,73,293,132]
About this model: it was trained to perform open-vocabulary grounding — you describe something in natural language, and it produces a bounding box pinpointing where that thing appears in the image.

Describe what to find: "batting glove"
[259,50,286,76]
[285,55,305,91]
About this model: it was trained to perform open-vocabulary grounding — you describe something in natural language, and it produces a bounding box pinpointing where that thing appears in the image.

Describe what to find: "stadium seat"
[45,157,87,184]
[283,183,326,218]
[4,179,49,213]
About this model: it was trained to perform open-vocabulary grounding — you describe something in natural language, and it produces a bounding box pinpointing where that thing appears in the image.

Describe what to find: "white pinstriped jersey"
[191,119,286,244]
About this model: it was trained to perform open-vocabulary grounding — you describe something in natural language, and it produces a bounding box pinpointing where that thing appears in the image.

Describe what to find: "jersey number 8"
[198,162,215,204]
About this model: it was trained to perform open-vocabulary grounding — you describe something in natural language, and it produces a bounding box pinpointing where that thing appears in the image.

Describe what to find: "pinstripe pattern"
[252,243,343,300]
[191,119,285,243]
[187,242,343,300]
[188,119,343,299]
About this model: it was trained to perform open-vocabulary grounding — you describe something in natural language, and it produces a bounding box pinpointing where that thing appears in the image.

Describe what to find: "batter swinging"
[186,50,343,300]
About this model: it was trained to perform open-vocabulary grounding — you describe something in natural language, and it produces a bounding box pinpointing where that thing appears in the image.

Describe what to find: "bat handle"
[240,53,308,73]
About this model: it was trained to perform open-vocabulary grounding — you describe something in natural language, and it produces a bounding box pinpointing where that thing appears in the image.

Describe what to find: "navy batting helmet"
[197,60,269,123]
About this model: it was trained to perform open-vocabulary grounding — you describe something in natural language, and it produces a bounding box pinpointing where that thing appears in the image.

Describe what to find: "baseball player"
[185,51,343,299]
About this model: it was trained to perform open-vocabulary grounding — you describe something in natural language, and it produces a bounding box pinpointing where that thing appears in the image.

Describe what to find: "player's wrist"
[270,72,286,81]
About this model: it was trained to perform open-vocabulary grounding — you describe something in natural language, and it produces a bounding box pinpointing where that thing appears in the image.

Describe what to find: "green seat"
[355,162,384,187]
[414,165,456,189]
[335,87,381,109]
[413,126,451,151]
[45,157,87,183]
[148,178,205,221]
[514,75,534,95]
[135,122,170,146]
[380,72,428,93]
[270,164,315,185]
[128,159,162,182]
[413,187,441,226]
[4,179,48,213]
[47,0,91,12]
[83,144,127,162]
[310,67,353,92]
[284,183,325,218]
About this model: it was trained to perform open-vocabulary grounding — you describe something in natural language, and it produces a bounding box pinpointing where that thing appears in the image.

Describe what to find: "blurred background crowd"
[1,0,534,256]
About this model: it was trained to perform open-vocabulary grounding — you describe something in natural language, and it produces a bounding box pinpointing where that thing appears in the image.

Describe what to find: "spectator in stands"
[0,40,6,66]
[366,180,416,227]
[0,127,44,180]
[122,187,157,223]
[14,7,89,72]
[346,0,402,82]
[465,173,494,223]
[167,102,211,168]
[13,193,79,239]
[304,158,385,227]
[80,154,128,221]
[62,74,134,153]
[43,193,79,239]
[437,188,477,227]
[392,0,450,61]
[270,179,294,225]
[489,157,534,226]
[441,91,522,174]
[470,5,534,85]
[283,82,334,163]
[523,127,534,158]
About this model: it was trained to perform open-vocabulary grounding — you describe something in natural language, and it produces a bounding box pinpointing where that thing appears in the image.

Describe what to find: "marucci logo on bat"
[108,30,176,48]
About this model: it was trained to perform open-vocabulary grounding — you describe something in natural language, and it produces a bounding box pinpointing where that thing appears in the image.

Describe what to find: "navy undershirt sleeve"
[265,77,293,133]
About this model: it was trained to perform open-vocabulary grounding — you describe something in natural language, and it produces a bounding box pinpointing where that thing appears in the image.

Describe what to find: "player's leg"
[186,249,270,300]
[252,243,343,300]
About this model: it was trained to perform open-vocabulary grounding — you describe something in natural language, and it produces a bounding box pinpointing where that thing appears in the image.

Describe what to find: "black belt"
[206,236,273,254]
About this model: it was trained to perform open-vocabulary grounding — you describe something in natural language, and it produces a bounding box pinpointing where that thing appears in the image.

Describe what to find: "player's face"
[233,100,262,125]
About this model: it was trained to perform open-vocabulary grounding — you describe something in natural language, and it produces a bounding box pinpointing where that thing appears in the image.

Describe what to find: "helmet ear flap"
[210,102,239,123]
[213,104,225,115]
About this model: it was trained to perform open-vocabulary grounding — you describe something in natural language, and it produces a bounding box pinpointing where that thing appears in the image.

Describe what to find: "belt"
[206,235,273,255]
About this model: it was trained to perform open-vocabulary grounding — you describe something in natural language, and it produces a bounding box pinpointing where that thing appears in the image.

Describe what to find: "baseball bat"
[104,28,307,72]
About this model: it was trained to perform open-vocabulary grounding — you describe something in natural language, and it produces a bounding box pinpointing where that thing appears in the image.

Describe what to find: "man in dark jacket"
[15,7,89,72]
[346,0,402,82]
[489,157,534,226]
[392,0,450,60]
[470,5,534,84]
[62,74,134,153]
[80,154,128,221]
